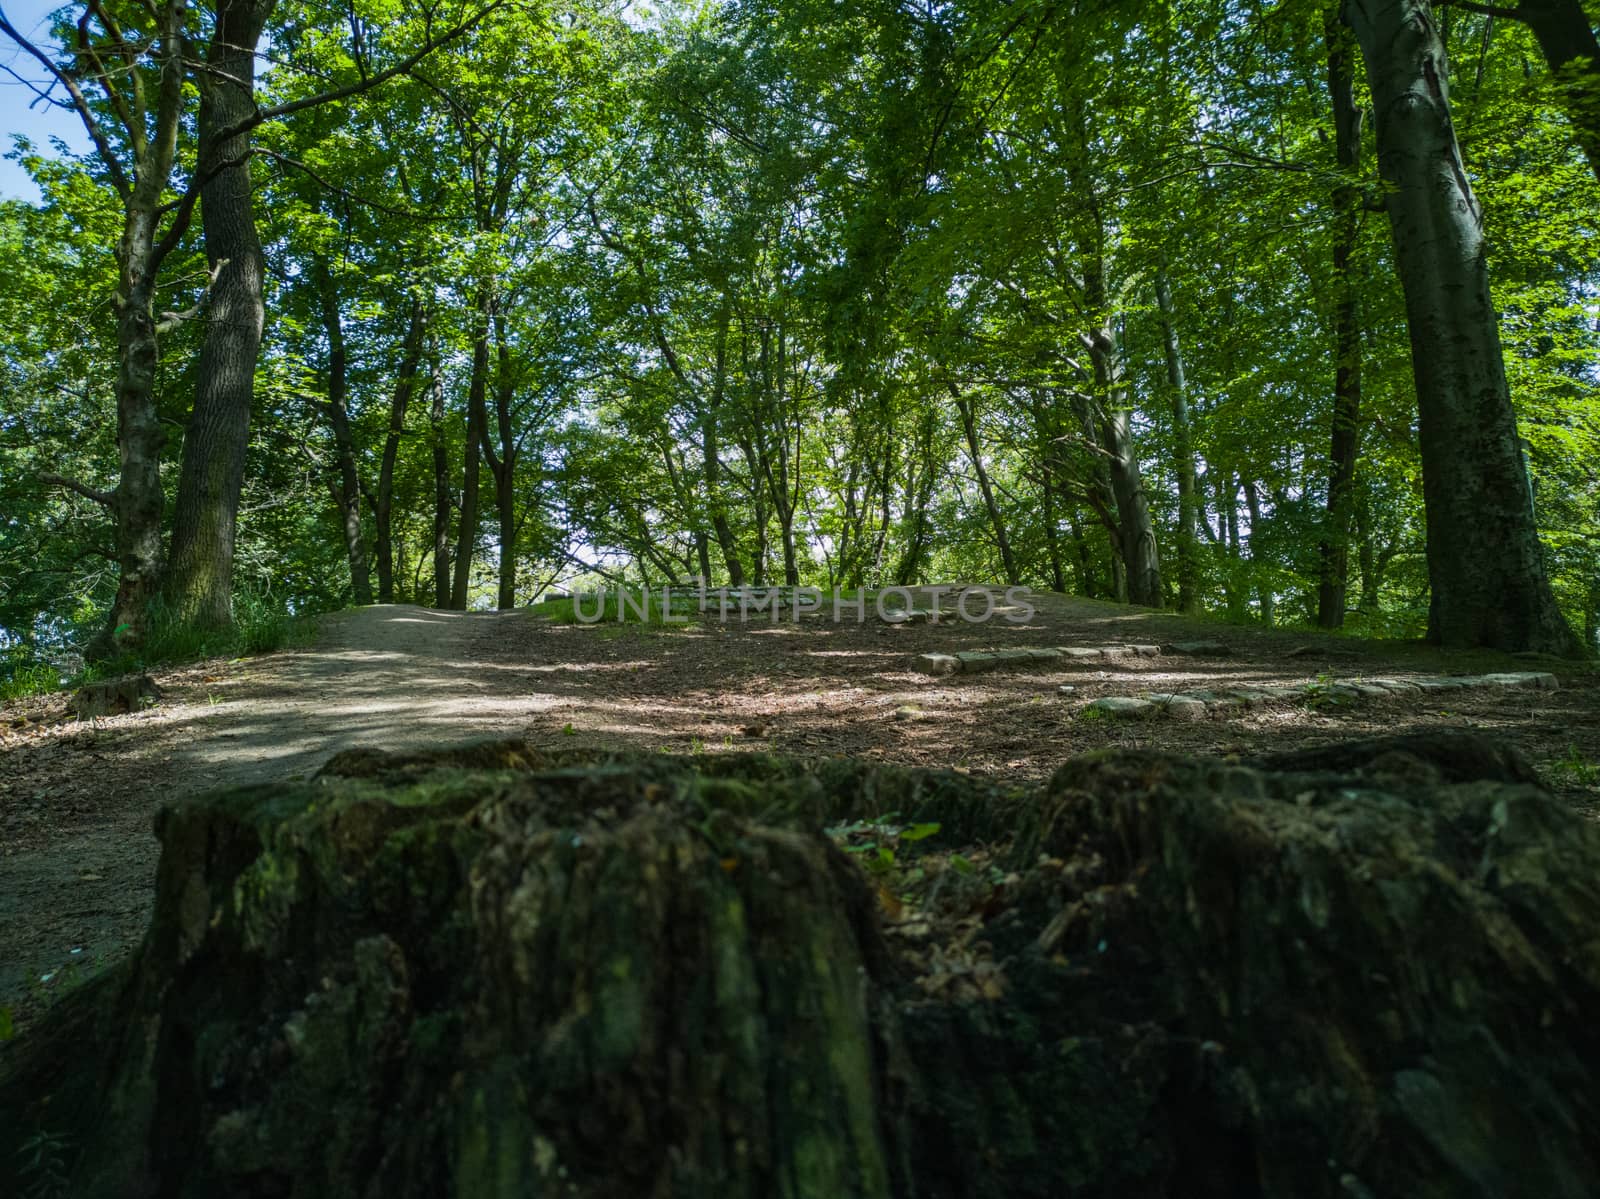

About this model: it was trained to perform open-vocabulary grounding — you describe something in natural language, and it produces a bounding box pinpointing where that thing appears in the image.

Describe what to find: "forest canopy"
[2,0,1598,680]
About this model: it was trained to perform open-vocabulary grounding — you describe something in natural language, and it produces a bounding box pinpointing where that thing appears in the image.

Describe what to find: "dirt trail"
[2,597,1596,1037]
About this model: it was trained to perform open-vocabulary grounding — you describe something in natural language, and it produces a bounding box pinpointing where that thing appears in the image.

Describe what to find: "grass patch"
[1,590,313,701]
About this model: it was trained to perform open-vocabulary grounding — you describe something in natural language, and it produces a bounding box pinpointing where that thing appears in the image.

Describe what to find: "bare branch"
[155,256,228,333]
[0,10,132,198]
[41,473,115,506]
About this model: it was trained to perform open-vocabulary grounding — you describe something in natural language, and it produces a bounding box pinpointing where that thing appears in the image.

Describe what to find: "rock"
[956,651,998,672]
[1286,643,1360,659]
[1369,678,1421,695]
[1131,644,1161,657]
[1344,682,1392,699]
[1143,693,1207,721]
[67,673,161,719]
[1084,696,1155,720]
[1026,648,1063,663]
[1163,639,1232,657]
[918,653,961,677]
[8,738,1600,1198]
[1056,684,1077,695]
[1479,671,1559,691]
[1059,647,1105,661]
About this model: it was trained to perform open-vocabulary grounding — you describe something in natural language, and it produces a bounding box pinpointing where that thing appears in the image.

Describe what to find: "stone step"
[917,644,1162,676]
[1080,672,1558,721]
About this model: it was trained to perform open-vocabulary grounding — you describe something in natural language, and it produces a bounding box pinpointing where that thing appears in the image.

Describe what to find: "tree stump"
[67,673,161,719]
[4,736,1598,1197]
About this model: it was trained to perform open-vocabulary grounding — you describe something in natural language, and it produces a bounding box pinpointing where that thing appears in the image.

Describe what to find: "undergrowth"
[0,590,310,701]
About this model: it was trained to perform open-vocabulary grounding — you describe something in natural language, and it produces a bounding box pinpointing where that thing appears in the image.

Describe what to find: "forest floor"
[2,592,1597,1038]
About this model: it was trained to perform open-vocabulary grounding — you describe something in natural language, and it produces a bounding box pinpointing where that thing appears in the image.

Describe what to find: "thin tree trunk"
[377,300,427,604]
[1318,14,1366,630]
[488,319,518,610]
[99,206,169,658]
[313,260,372,606]
[87,0,190,660]
[1084,328,1162,608]
[703,314,744,588]
[1154,269,1199,613]
[951,383,1020,585]
[164,0,275,629]
[1243,479,1275,627]
[430,362,452,609]
[451,290,491,610]
[1345,0,1577,653]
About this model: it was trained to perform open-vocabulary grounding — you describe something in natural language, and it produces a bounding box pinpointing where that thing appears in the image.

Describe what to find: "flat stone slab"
[1480,672,1558,690]
[1144,694,1208,721]
[917,644,1153,675]
[1163,640,1231,657]
[1084,696,1156,720]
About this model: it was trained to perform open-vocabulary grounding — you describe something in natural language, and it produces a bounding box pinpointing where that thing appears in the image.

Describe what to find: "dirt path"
[3,597,1597,1036]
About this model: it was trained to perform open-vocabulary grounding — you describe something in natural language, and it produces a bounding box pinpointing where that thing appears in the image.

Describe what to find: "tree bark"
[164,0,275,629]
[951,383,1020,585]
[1318,14,1366,630]
[376,300,428,604]
[1345,0,1578,654]
[1154,268,1200,613]
[430,360,452,609]
[12,739,1600,1198]
[84,0,191,659]
[486,317,518,610]
[313,260,372,606]
[450,290,491,610]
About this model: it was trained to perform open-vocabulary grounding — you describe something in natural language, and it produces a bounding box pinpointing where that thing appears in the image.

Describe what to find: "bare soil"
[3,593,1596,1037]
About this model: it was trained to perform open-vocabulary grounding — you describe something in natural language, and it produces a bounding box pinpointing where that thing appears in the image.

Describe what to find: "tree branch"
[0,11,132,198]
[42,473,115,507]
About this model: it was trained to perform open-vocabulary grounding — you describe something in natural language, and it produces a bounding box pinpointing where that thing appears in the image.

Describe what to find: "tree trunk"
[313,260,372,606]
[377,300,428,604]
[1243,479,1275,627]
[703,315,745,588]
[1084,328,1162,608]
[489,322,518,611]
[1318,14,1366,630]
[1154,269,1200,613]
[430,363,452,609]
[164,0,275,629]
[97,205,169,659]
[451,290,491,610]
[1345,0,1578,654]
[951,384,1020,585]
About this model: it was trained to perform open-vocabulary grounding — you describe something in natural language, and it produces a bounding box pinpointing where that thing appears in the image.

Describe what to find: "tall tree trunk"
[430,363,452,609]
[488,320,518,611]
[1318,14,1366,630]
[1345,0,1578,654]
[1154,269,1200,613]
[313,261,372,606]
[86,0,190,660]
[703,314,744,588]
[1243,479,1275,627]
[951,383,1020,585]
[376,300,427,604]
[98,207,169,658]
[1084,328,1162,608]
[164,0,275,629]
[451,290,491,610]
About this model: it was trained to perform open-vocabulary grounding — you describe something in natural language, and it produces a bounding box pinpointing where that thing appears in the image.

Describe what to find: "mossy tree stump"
[4,735,1598,1197]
